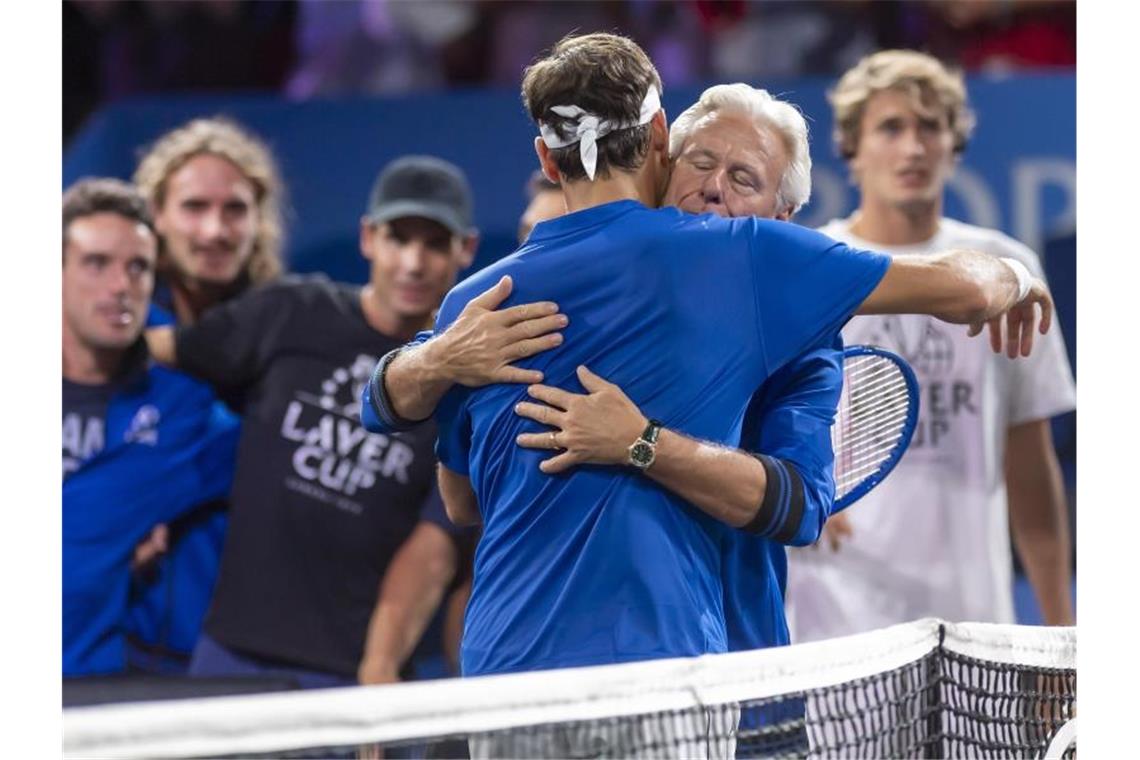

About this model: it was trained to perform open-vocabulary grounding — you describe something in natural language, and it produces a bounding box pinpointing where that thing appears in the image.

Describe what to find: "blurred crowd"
[64,0,1076,141]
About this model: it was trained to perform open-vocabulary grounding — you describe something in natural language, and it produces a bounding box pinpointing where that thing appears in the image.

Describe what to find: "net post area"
[63,618,1076,760]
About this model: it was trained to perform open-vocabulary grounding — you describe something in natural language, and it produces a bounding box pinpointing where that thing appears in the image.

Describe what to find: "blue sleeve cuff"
[743,454,805,542]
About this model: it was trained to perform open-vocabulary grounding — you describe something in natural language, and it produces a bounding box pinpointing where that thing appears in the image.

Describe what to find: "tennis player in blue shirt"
[364,35,1053,683]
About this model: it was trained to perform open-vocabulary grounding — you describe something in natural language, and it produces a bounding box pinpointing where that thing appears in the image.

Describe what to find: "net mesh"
[64,619,1075,760]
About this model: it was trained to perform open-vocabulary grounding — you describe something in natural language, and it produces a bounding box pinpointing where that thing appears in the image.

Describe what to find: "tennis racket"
[831,345,920,511]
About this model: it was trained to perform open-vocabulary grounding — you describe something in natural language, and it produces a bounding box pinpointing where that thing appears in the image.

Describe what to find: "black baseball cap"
[365,156,474,236]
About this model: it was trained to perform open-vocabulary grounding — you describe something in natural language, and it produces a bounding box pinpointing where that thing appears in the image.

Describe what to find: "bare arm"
[144,326,177,366]
[858,249,1012,322]
[383,276,566,423]
[441,578,471,675]
[645,430,769,529]
[859,250,1054,358]
[515,366,772,529]
[438,465,481,527]
[357,521,459,684]
[1006,419,1074,625]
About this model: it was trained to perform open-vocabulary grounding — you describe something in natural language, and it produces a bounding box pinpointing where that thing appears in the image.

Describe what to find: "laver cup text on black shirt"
[175,275,439,676]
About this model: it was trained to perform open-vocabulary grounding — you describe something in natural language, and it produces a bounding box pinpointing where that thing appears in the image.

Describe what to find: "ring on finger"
[549,431,559,449]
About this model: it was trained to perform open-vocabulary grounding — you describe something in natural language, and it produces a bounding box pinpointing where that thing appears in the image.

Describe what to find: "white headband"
[538,87,662,181]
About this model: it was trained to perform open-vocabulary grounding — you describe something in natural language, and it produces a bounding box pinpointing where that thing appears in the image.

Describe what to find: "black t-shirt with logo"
[176,275,441,676]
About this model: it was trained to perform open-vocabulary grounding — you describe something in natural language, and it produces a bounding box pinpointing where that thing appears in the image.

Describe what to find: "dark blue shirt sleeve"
[360,331,434,434]
[739,340,844,546]
[745,219,888,373]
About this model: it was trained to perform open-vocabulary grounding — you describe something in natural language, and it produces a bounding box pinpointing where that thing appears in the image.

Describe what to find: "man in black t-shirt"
[147,156,480,687]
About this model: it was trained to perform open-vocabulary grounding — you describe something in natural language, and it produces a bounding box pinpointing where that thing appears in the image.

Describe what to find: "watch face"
[630,441,655,468]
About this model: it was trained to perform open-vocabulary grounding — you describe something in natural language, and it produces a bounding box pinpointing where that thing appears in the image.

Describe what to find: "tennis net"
[64,618,1075,759]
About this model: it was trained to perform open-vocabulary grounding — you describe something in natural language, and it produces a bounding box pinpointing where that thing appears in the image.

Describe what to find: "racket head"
[831,345,920,512]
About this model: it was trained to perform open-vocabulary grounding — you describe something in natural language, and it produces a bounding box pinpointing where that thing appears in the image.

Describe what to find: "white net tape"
[63,619,1075,759]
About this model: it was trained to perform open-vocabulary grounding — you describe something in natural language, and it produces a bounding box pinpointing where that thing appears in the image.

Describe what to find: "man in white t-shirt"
[786,50,1076,639]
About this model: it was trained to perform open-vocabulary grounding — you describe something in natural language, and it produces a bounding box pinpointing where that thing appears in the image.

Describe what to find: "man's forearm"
[646,431,767,529]
[859,249,1020,324]
[645,432,809,540]
[1006,420,1075,625]
[358,522,458,683]
[1011,491,1074,626]
[514,369,810,536]
[383,339,456,423]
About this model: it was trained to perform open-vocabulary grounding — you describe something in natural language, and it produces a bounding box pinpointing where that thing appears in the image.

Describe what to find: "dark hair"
[63,177,155,247]
[521,33,663,181]
[526,170,560,198]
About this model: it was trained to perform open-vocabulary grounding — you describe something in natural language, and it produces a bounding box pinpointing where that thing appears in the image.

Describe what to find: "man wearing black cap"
[146,156,479,687]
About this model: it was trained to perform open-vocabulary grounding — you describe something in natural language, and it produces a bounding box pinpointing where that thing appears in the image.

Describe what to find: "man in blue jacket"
[62,178,238,677]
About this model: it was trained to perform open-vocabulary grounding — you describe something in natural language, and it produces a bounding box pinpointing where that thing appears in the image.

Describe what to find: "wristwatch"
[628,419,663,470]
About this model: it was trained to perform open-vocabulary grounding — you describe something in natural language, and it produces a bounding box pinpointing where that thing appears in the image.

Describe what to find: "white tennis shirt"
[785,217,1076,642]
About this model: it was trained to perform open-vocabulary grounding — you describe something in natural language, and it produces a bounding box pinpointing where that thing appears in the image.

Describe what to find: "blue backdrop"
[64,74,1075,285]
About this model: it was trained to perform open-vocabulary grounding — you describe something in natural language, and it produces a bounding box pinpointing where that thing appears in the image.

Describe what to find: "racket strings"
[833,355,914,500]
[837,397,910,433]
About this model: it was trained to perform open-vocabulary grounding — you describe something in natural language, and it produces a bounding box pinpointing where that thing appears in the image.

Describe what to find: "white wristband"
[1000,257,1032,302]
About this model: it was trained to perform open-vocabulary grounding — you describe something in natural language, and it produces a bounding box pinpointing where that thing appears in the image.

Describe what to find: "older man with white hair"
[666,83,812,223]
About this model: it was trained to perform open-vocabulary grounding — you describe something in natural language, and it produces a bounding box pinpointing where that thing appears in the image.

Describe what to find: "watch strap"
[641,419,663,444]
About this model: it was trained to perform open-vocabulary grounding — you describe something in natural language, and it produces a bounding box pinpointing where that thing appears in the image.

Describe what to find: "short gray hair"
[669,84,812,215]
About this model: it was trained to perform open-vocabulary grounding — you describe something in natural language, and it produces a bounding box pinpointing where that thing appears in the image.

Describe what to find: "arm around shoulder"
[858,251,1000,323]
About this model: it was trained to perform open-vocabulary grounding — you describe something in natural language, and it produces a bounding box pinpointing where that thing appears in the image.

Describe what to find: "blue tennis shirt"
[724,339,845,653]
[431,200,889,676]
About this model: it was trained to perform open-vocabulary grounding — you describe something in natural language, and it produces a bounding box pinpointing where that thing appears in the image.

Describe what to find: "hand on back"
[436,276,567,386]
